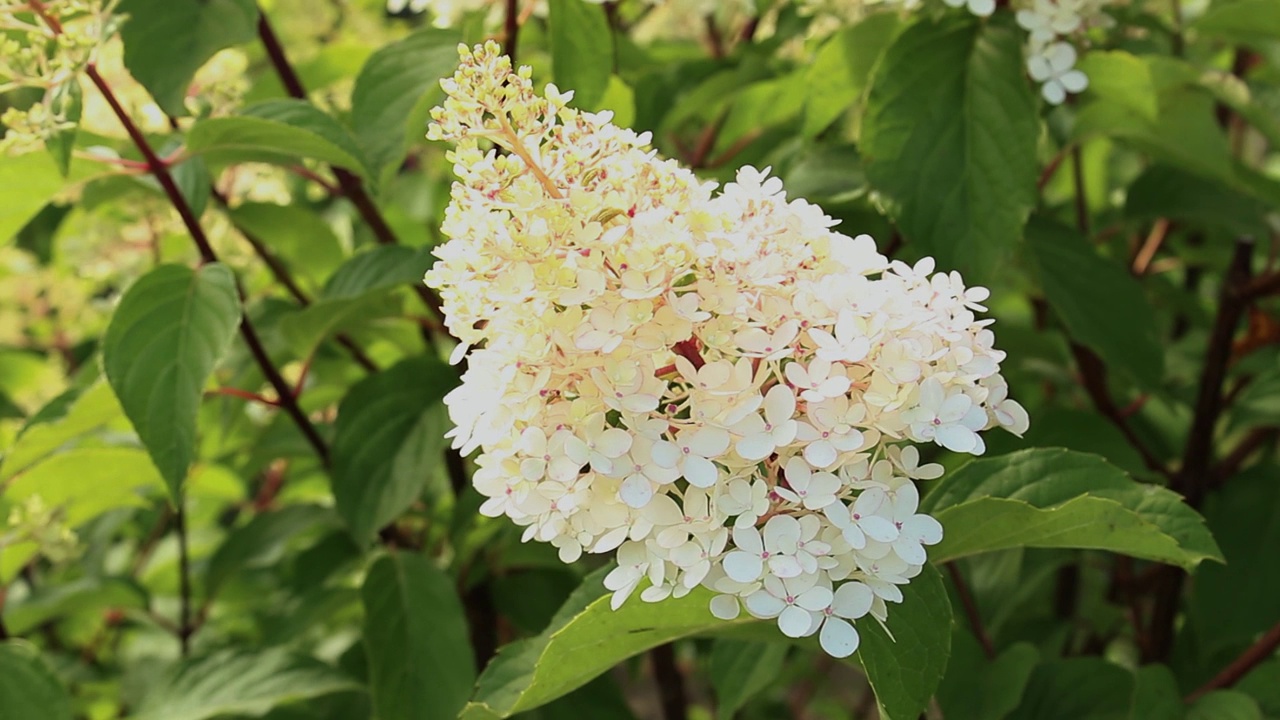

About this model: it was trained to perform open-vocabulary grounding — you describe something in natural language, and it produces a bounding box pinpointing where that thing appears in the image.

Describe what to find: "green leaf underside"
[861,15,1038,280]
[117,0,259,116]
[1026,218,1165,390]
[101,263,242,500]
[923,448,1221,569]
[330,356,454,543]
[362,552,477,720]
[131,648,362,720]
[0,642,74,720]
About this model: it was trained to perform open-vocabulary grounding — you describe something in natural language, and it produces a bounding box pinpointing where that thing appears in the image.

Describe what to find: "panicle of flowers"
[426,42,1028,658]
[0,0,118,153]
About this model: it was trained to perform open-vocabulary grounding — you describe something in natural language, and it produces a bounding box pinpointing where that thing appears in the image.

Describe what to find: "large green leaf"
[132,649,362,720]
[228,202,346,292]
[1124,165,1271,238]
[922,448,1221,569]
[117,0,259,115]
[187,102,371,180]
[1192,0,1280,45]
[548,0,613,110]
[4,448,164,526]
[0,152,69,245]
[802,12,902,139]
[279,245,434,357]
[101,263,243,500]
[0,641,73,720]
[461,567,754,719]
[0,381,123,481]
[1025,218,1164,390]
[1007,658,1132,719]
[861,14,1038,280]
[709,640,788,720]
[206,505,338,596]
[362,552,476,720]
[3,576,148,636]
[856,563,952,720]
[330,356,454,543]
[937,633,1038,720]
[351,28,461,180]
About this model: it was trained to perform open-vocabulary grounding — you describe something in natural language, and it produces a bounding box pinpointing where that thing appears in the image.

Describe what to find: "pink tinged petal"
[906,514,943,545]
[778,605,816,638]
[936,425,978,454]
[700,361,733,388]
[819,618,861,658]
[804,441,839,468]
[768,555,803,579]
[764,515,802,552]
[650,441,681,468]
[682,455,719,487]
[619,474,654,509]
[797,586,834,612]
[743,590,786,618]
[785,456,812,487]
[724,551,765,583]
[833,582,875,619]
[773,421,798,446]
[859,515,900,543]
[774,486,801,504]
[621,393,660,413]
[820,376,852,397]
[710,595,741,620]
[764,385,797,423]
[596,428,634,458]
[784,361,811,388]
[689,427,731,457]
[737,433,777,461]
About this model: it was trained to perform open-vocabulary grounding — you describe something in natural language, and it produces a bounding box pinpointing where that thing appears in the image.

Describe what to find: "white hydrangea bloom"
[425,42,1028,659]
[1014,0,1111,105]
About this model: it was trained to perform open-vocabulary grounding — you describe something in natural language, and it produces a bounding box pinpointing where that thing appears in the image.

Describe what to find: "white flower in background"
[942,0,996,17]
[1028,40,1089,105]
[426,42,1027,658]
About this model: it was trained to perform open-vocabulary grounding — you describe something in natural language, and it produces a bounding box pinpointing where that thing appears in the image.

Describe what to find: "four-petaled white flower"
[903,378,988,454]
[1028,41,1088,105]
[652,427,731,487]
[777,457,842,510]
[735,385,800,460]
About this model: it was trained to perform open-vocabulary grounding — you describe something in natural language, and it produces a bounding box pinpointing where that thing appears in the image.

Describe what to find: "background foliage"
[1,0,1279,718]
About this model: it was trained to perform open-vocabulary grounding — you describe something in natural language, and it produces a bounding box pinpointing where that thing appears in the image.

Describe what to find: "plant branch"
[1186,620,1280,702]
[651,643,690,720]
[1148,236,1255,662]
[947,563,995,660]
[1071,145,1090,237]
[74,57,331,464]
[176,504,193,656]
[1070,344,1172,480]
[1214,427,1278,484]
[504,0,520,63]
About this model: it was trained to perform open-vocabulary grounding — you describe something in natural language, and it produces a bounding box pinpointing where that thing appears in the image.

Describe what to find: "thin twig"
[504,0,520,63]
[176,504,193,656]
[1070,344,1172,480]
[1214,427,1278,485]
[1133,219,1172,275]
[651,643,690,720]
[1186,620,1280,702]
[1071,145,1090,237]
[947,563,995,660]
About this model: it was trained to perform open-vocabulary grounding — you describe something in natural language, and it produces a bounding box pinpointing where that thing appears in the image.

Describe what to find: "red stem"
[1186,621,1280,702]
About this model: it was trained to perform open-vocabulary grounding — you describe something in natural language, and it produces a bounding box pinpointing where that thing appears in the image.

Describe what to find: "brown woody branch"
[948,562,996,660]
[1186,620,1280,702]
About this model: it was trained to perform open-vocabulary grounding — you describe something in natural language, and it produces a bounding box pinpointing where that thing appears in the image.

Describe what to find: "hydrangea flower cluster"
[1015,0,1111,104]
[426,42,1028,657]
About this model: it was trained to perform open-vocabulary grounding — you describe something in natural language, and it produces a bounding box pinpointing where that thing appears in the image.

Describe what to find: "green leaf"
[171,154,212,220]
[802,12,901,139]
[362,552,476,720]
[0,641,73,720]
[937,633,1039,720]
[1025,218,1164,389]
[206,505,338,596]
[3,576,147,636]
[330,356,453,543]
[1007,658,1132,719]
[461,566,758,719]
[548,0,614,110]
[709,640,788,720]
[1128,665,1183,720]
[187,103,370,180]
[117,0,259,115]
[352,28,462,179]
[856,563,952,720]
[861,14,1038,280]
[280,245,434,357]
[1124,165,1270,238]
[0,152,69,245]
[132,648,363,720]
[1192,0,1280,46]
[0,381,123,481]
[228,203,346,291]
[922,448,1222,569]
[101,263,243,500]
[1188,692,1263,720]
[3,448,164,526]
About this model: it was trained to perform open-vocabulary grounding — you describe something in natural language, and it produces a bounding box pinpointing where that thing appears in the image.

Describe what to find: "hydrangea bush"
[0,0,1275,718]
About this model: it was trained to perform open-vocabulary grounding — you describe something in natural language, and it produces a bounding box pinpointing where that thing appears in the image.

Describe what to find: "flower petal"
[819,617,860,658]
